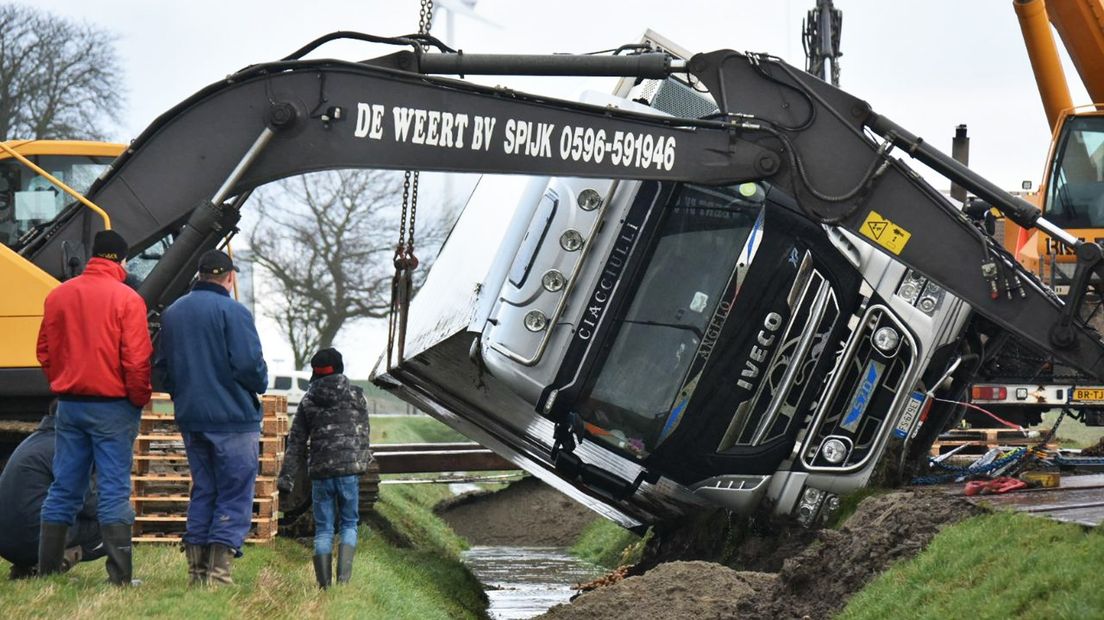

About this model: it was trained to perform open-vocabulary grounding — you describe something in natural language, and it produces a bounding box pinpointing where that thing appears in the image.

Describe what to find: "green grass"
[1031,410,1104,449]
[352,380,419,416]
[570,519,643,568]
[839,511,1104,620]
[370,415,467,445]
[0,481,485,619]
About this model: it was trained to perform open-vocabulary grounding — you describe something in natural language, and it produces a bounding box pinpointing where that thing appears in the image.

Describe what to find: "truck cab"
[377,75,974,528]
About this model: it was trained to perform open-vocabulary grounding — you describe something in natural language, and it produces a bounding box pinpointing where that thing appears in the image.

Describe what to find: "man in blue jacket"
[154,249,267,587]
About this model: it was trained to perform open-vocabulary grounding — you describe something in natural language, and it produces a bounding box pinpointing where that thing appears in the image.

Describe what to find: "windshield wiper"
[620,319,704,340]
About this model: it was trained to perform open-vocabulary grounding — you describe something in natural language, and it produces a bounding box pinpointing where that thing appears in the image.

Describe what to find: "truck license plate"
[1073,388,1104,403]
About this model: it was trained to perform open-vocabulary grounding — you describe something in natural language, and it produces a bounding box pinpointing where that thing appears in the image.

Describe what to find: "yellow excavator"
[0,140,124,424]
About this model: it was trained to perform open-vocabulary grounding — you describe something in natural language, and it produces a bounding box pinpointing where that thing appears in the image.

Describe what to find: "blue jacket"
[155,282,268,432]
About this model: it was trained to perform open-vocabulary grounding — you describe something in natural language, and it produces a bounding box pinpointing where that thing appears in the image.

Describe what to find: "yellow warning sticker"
[860,210,912,255]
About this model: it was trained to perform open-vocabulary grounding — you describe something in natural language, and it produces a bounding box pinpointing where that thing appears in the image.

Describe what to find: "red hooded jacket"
[36,258,153,406]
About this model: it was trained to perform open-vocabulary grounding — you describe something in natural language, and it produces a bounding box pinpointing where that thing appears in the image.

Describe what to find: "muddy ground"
[539,490,982,620]
[437,476,596,546]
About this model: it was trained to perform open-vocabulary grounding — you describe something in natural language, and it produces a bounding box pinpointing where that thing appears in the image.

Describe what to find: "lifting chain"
[388,0,433,369]
[418,0,435,40]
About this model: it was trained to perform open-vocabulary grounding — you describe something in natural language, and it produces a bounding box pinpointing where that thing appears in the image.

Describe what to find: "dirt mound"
[739,490,982,619]
[437,476,596,546]
[543,489,982,620]
[1084,436,1104,456]
[540,561,774,620]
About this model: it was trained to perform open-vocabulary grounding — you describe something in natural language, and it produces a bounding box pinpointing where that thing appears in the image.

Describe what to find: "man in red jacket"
[35,230,152,586]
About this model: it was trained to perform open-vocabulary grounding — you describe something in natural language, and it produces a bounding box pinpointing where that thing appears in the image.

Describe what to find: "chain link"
[407,171,418,260]
[388,0,433,369]
[418,0,435,36]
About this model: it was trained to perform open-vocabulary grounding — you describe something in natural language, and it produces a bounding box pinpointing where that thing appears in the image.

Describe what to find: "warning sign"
[860,210,911,255]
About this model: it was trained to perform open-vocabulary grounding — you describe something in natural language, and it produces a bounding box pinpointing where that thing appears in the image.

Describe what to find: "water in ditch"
[460,545,604,619]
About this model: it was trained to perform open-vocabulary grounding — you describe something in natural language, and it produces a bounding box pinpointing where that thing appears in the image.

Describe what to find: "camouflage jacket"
[279,374,371,481]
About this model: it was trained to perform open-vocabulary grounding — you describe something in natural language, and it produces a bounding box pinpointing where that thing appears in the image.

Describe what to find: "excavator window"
[573,183,763,459]
[0,154,113,248]
[1045,115,1104,228]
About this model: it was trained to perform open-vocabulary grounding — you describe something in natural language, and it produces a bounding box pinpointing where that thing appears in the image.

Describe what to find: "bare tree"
[248,169,452,368]
[0,4,124,140]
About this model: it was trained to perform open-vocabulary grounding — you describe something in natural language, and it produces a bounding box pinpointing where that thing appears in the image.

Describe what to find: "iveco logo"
[736,311,784,391]
[787,247,800,268]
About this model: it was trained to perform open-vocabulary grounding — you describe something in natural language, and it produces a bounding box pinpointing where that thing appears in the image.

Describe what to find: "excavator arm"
[19,38,1104,380]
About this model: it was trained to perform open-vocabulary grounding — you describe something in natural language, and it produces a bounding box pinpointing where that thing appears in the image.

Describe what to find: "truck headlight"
[524,310,548,332]
[802,487,823,504]
[542,269,566,292]
[821,438,848,464]
[560,230,584,252]
[872,326,899,353]
[896,270,926,304]
[577,188,602,211]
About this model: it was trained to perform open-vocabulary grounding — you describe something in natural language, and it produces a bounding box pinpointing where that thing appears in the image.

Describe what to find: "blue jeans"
[41,399,140,526]
[182,431,259,550]
[312,475,359,555]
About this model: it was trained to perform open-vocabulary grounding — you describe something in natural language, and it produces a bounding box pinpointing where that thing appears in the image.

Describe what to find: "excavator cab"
[0,142,121,249]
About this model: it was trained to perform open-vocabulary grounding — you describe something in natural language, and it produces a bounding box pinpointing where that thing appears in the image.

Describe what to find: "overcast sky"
[34,0,1093,377]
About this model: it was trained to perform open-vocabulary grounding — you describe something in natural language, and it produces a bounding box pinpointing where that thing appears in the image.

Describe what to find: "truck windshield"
[1045,115,1104,228]
[0,154,113,248]
[575,183,763,458]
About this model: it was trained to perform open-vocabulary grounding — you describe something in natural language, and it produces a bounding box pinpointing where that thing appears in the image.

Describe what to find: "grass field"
[569,519,643,568]
[351,380,419,416]
[0,483,485,619]
[369,415,467,444]
[0,416,485,620]
[840,511,1104,619]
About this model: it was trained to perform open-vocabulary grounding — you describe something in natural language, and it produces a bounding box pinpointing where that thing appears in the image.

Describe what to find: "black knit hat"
[310,347,344,381]
[91,230,128,262]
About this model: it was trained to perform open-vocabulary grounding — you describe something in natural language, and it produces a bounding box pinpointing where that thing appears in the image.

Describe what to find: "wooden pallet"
[930,428,1054,457]
[136,434,284,456]
[132,452,284,476]
[132,393,287,544]
[133,518,277,544]
[133,491,279,518]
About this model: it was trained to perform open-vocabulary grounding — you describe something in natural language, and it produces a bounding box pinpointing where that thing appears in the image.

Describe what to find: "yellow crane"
[1012,0,1104,273]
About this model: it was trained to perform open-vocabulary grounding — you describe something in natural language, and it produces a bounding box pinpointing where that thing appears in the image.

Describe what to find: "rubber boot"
[8,565,36,580]
[207,543,234,586]
[61,546,83,572]
[336,544,355,585]
[37,522,69,576]
[313,553,332,589]
[184,543,209,587]
[101,523,136,586]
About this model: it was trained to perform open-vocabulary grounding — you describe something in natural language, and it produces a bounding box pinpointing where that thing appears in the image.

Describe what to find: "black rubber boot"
[37,522,69,576]
[207,543,234,586]
[313,553,332,589]
[184,543,209,587]
[100,523,135,586]
[336,544,355,584]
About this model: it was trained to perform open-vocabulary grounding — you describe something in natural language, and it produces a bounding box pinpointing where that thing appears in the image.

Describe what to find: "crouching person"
[155,250,267,586]
[278,348,371,589]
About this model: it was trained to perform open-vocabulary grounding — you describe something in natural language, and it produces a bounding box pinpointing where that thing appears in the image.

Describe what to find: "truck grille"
[801,304,917,471]
[717,253,840,450]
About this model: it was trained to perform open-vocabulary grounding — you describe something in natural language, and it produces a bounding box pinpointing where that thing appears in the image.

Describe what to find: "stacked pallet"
[131,393,289,544]
[930,427,1054,458]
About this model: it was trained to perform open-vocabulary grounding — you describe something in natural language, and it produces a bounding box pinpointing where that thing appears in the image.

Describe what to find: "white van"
[267,370,312,415]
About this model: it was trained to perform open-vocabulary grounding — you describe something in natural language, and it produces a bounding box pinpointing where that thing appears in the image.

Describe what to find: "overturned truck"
[371,45,1104,530]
